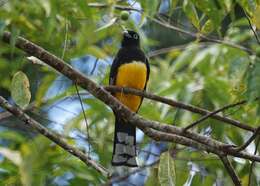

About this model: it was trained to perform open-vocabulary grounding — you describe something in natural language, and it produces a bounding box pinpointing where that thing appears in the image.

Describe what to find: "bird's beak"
[123,30,132,38]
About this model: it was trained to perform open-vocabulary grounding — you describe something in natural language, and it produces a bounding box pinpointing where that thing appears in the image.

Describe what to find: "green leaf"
[192,0,224,29]
[95,17,117,32]
[201,19,214,34]
[169,0,180,15]
[183,0,200,30]
[228,57,249,80]
[38,0,51,16]
[10,27,20,56]
[158,152,176,186]
[173,44,199,71]
[252,5,260,29]
[171,0,179,9]
[145,167,160,186]
[11,71,31,109]
[0,147,22,166]
[141,0,159,16]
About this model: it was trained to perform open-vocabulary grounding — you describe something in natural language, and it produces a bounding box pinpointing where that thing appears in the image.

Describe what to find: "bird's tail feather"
[112,116,137,167]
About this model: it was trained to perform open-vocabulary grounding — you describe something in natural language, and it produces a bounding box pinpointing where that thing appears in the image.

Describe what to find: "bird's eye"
[133,34,138,39]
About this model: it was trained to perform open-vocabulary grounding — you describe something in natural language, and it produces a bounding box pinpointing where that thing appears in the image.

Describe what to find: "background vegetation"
[0,0,260,185]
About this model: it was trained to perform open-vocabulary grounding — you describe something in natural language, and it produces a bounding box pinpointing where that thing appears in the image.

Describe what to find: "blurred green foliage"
[1,0,260,185]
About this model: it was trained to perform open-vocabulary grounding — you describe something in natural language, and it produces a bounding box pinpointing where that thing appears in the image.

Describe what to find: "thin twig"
[147,43,195,58]
[183,100,247,131]
[219,155,241,186]
[88,2,140,12]
[103,160,159,186]
[75,84,90,155]
[0,103,35,121]
[90,58,99,75]
[248,136,260,186]
[243,8,260,45]
[150,17,254,55]
[61,19,69,59]
[0,96,110,178]
[87,2,255,55]
[235,127,260,152]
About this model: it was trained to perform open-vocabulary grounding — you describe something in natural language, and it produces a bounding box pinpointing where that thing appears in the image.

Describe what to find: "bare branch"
[147,43,192,58]
[248,136,260,186]
[219,155,241,186]
[0,96,110,178]
[2,31,260,169]
[105,86,255,132]
[183,100,247,131]
[150,17,254,55]
[243,8,260,45]
[235,127,260,152]
[88,2,141,12]
[74,84,90,155]
[139,123,260,162]
[0,111,12,120]
[87,2,255,55]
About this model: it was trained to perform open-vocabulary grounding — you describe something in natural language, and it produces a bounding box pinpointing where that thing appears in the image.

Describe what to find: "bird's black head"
[121,30,140,48]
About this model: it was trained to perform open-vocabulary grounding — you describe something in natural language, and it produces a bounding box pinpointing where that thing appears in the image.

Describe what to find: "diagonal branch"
[248,136,260,186]
[0,96,110,178]
[219,155,241,186]
[235,127,260,152]
[2,31,260,166]
[183,100,247,131]
[105,86,255,132]
[243,7,260,45]
[151,17,254,55]
[87,2,255,55]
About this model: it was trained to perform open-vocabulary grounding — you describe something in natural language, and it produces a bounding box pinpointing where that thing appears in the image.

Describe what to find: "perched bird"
[109,30,150,167]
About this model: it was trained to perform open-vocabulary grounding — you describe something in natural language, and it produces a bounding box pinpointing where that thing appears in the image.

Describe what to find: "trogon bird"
[109,30,150,167]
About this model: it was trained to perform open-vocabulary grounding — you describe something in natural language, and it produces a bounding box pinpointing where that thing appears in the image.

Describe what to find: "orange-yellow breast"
[115,61,147,112]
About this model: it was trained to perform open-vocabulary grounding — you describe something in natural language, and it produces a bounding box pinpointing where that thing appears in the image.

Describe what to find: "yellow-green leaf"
[183,0,200,30]
[11,71,31,109]
[251,5,260,29]
[201,19,214,34]
[145,166,160,186]
[95,17,117,32]
[158,152,176,186]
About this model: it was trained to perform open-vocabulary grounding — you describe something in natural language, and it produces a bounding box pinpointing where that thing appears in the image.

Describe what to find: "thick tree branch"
[0,111,12,120]
[219,155,241,186]
[2,31,260,169]
[0,96,110,178]
[137,121,260,162]
[105,86,255,132]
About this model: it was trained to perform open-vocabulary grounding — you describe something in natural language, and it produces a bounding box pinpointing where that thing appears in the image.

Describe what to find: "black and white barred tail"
[112,116,137,167]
